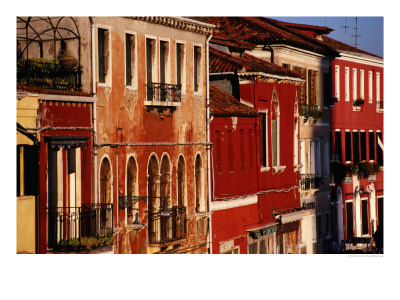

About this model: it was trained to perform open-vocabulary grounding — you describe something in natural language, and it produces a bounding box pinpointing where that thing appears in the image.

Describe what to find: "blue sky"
[271,17,383,57]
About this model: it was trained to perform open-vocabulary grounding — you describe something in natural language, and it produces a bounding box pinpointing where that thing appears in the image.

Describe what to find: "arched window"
[177,156,186,208]
[195,154,203,212]
[271,87,280,167]
[160,155,171,208]
[126,156,138,224]
[147,155,159,243]
[100,157,112,233]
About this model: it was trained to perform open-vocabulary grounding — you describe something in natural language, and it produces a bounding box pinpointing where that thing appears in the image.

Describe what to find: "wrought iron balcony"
[146,82,182,103]
[300,174,322,190]
[46,203,113,249]
[148,206,186,245]
[17,58,82,91]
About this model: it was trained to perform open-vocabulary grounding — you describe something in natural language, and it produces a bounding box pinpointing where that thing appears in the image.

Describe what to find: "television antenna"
[341,17,349,43]
[351,17,361,48]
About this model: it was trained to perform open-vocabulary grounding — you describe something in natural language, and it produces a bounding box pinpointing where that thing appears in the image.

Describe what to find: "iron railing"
[148,206,186,245]
[17,59,82,91]
[300,174,322,190]
[146,82,182,102]
[46,203,113,249]
[376,101,384,110]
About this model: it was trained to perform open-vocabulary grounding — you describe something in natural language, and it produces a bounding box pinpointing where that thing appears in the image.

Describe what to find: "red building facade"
[209,46,304,254]
[325,39,384,250]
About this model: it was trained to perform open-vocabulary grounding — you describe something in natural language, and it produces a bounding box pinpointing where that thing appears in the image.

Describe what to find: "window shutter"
[299,67,306,104]
[308,70,317,105]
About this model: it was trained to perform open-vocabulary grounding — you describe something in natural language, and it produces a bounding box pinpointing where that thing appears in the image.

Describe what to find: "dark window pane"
[345,132,352,162]
[369,132,375,161]
[362,200,369,235]
[352,132,360,164]
[335,131,342,162]
[98,29,106,83]
[259,114,266,167]
[376,132,383,166]
[346,202,354,239]
[271,119,277,166]
[360,132,367,161]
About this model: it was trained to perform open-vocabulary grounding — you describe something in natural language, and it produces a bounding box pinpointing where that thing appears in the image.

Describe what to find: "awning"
[247,222,278,239]
[274,207,304,224]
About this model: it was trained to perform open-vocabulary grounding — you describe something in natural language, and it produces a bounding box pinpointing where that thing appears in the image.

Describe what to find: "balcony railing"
[300,104,321,119]
[148,206,186,245]
[146,82,182,103]
[17,58,82,91]
[376,101,384,110]
[300,174,322,190]
[46,203,113,249]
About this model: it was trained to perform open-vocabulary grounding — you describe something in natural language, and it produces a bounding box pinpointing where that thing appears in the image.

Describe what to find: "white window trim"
[96,24,112,88]
[360,69,365,100]
[124,30,138,90]
[159,37,172,85]
[345,67,350,102]
[335,65,340,100]
[175,40,187,94]
[352,68,357,101]
[193,43,203,95]
[145,34,158,85]
[368,71,373,103]
[376,72,380,102]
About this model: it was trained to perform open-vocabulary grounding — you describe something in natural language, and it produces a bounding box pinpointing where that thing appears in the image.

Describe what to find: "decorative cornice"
[128,17,214,35]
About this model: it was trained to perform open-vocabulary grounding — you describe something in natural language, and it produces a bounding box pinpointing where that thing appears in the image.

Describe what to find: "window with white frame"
[335,65,340,100]
[193,45,202,92]
[159,39,170,86]
[97,27,111,85]
[376,72,380,103]
[368,71,373,103]
[352,68,357,100]
[360,70,365,100]
[176,42,186,93]
[345,67,350,101]
[125,33,136,87]
[146,37,157,85]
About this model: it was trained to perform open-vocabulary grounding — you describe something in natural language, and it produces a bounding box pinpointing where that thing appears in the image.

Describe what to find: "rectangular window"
[376,72,380,102]
[360,131,367,161]
[248,242,257,254]
[259,113,267,168]
[125,33,135,86]
[369,131,375,161]
[160,40,168,85]
[345,67,350,101]
[360,70,365,100]
[345,131,352,162]
[346,202,354,239]
[352,131,360,164]
[362,199,369,235]
[335,65,340,100]
[335,131,342,162]
[176,43,184,87]
[282,63,291,69]
[194,46,201,92]
[259,240,266,254]
[146,38,155,84]
[271,119,278,166]
[353,68,357,100]
[376,132,383,166]
[98,28,110,84]
[308,69,317,105]
[369,71,373,103]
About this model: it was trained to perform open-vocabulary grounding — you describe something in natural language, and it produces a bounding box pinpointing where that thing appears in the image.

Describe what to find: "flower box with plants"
[52,234,114,253]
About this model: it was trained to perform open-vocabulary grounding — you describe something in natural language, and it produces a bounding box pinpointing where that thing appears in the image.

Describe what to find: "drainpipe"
[266,44,274,64]
[115,146,119,254]
[206,33,213,254]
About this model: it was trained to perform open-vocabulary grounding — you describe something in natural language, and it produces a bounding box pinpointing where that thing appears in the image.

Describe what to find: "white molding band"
[211,194,258,211]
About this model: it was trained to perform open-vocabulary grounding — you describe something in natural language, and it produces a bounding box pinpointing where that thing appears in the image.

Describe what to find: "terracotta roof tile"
[209,85,257,117]
[210,46,302,79]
